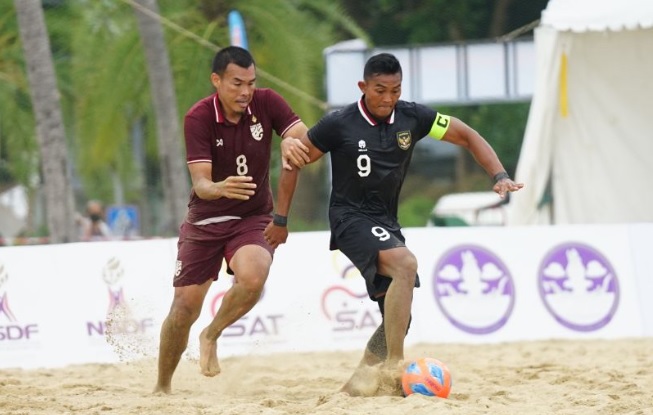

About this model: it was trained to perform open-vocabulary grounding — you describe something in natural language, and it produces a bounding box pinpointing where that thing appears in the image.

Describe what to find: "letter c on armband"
[429,114,451,140]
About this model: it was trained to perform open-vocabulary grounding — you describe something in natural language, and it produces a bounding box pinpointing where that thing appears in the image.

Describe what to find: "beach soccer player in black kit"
[264,53,523,396]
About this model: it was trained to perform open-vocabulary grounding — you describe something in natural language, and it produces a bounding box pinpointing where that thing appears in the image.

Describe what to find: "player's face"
[212,63,256,119]
[359,73,402,120]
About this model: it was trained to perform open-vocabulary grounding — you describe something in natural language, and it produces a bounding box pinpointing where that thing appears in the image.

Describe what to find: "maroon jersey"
[184,88,300,224]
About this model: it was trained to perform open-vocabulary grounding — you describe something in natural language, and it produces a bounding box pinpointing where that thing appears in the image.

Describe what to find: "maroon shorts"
[173,214,273,287]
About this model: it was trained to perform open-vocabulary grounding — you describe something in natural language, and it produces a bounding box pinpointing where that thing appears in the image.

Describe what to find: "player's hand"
[281,137,310,171]
[493,178,524,199]
[215,176,256,200]
[263,221,288,249]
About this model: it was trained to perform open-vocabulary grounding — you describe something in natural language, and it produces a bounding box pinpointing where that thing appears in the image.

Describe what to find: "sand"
[1,338,652,415]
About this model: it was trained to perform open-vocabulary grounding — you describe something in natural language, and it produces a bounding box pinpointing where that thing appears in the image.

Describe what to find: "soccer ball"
[401,357,452,398]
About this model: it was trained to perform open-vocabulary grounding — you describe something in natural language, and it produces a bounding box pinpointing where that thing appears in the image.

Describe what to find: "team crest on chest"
[396,131,412,150]
[250,121,263,141]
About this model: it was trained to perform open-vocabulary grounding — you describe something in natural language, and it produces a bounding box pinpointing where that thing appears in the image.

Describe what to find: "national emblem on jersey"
[250,122,263,141]
[397,131,412,150]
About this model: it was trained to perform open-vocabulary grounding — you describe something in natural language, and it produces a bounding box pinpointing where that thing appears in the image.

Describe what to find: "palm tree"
[4,0,369,235]
[13,0,77,243]
[131,0,189,234]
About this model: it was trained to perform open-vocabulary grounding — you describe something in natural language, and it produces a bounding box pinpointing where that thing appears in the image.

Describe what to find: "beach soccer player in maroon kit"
[153,46,308,394]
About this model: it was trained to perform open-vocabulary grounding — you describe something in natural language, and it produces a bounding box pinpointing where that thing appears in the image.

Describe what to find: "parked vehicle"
[427,191,509,227]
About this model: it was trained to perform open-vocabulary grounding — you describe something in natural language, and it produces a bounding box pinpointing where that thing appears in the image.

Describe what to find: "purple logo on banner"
[433,245,515,334]
[86,257,154,337]
[538,243,619,332]
[0,263,39,342]
[0,293,16,323]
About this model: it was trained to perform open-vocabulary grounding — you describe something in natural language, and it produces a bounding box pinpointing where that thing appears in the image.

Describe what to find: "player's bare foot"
[340,365,380,397]
[199,328,221,377]
[152,384,171,395]
[375,361,404,396]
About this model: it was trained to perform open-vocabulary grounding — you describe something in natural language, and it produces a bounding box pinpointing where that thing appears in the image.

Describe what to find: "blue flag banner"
[228,10,249,50]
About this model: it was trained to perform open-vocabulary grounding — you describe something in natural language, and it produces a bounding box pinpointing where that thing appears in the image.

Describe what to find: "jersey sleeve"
[414,104,440,140]
[184,112,213,164]
[307,112,337,153]
[263,89,302,137]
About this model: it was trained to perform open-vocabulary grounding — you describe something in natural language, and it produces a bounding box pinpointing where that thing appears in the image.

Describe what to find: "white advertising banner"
[404,225,644,345]
[628,223,653,335]
[0,224,650,369]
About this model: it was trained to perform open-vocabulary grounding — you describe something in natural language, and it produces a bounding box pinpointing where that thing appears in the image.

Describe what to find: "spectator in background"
[79,200,112,241]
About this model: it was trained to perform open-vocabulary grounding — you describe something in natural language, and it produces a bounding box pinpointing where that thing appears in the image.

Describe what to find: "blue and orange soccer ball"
[401,357,452,398]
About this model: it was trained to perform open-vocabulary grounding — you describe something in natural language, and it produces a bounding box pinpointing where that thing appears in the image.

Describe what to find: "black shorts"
[331,216,420,300]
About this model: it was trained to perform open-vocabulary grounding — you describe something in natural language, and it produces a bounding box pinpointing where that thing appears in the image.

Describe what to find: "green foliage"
[342,0,548,44]
[2,0,547,234]
[438,103,530,176]
[0,4,38,186]
[398,194,436,227]
[68,1,148,204]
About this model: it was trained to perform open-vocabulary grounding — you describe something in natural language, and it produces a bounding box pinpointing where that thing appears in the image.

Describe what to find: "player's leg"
[376,246,417,365]
[199,244,271,376]
[339,323,386,395]
[350,294,413,368]
[363,323,387,365]
[334,218,414,396]
[342,293,414,396]
[154,221,225,393]
[198,215,274,376]
[154,280,212,394]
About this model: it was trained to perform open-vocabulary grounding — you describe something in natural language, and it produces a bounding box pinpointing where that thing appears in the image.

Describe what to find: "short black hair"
[212,46,255,75]
[363,53,402,80]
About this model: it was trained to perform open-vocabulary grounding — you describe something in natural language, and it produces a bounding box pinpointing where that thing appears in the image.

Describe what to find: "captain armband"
[428,113,451,140]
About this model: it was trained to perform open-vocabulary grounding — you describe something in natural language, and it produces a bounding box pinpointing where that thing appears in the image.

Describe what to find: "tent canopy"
[542,0,653,31]
[507,0,653,225]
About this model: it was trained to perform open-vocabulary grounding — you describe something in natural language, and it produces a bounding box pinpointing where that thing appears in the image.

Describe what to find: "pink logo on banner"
[107,285,126,315]
[211,286,284,337]
[321,252,382,332]
[86,257,154,337]
[0,263,39,342]
[0,292,16,322]
[321,286,380,332]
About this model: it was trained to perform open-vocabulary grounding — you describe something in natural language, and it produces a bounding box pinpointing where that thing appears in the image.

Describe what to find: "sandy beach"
[2,338,652,415]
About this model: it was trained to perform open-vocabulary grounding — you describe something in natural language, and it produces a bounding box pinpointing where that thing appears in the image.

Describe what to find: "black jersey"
[308,97,438,232]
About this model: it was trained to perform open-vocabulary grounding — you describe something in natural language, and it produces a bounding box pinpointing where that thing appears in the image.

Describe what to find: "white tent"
[507,0,653,225]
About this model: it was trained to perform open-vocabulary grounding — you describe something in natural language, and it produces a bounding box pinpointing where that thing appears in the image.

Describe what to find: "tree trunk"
[14,0,77,243]
[489,0,515,38]
[132,0,190,235]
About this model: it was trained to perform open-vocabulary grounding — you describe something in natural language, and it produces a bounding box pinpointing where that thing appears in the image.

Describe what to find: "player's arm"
[433,115,524,198]
[275,133,324,216]
[280,121,311,170]
[264,134,324,248]
[188,162,256,201]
